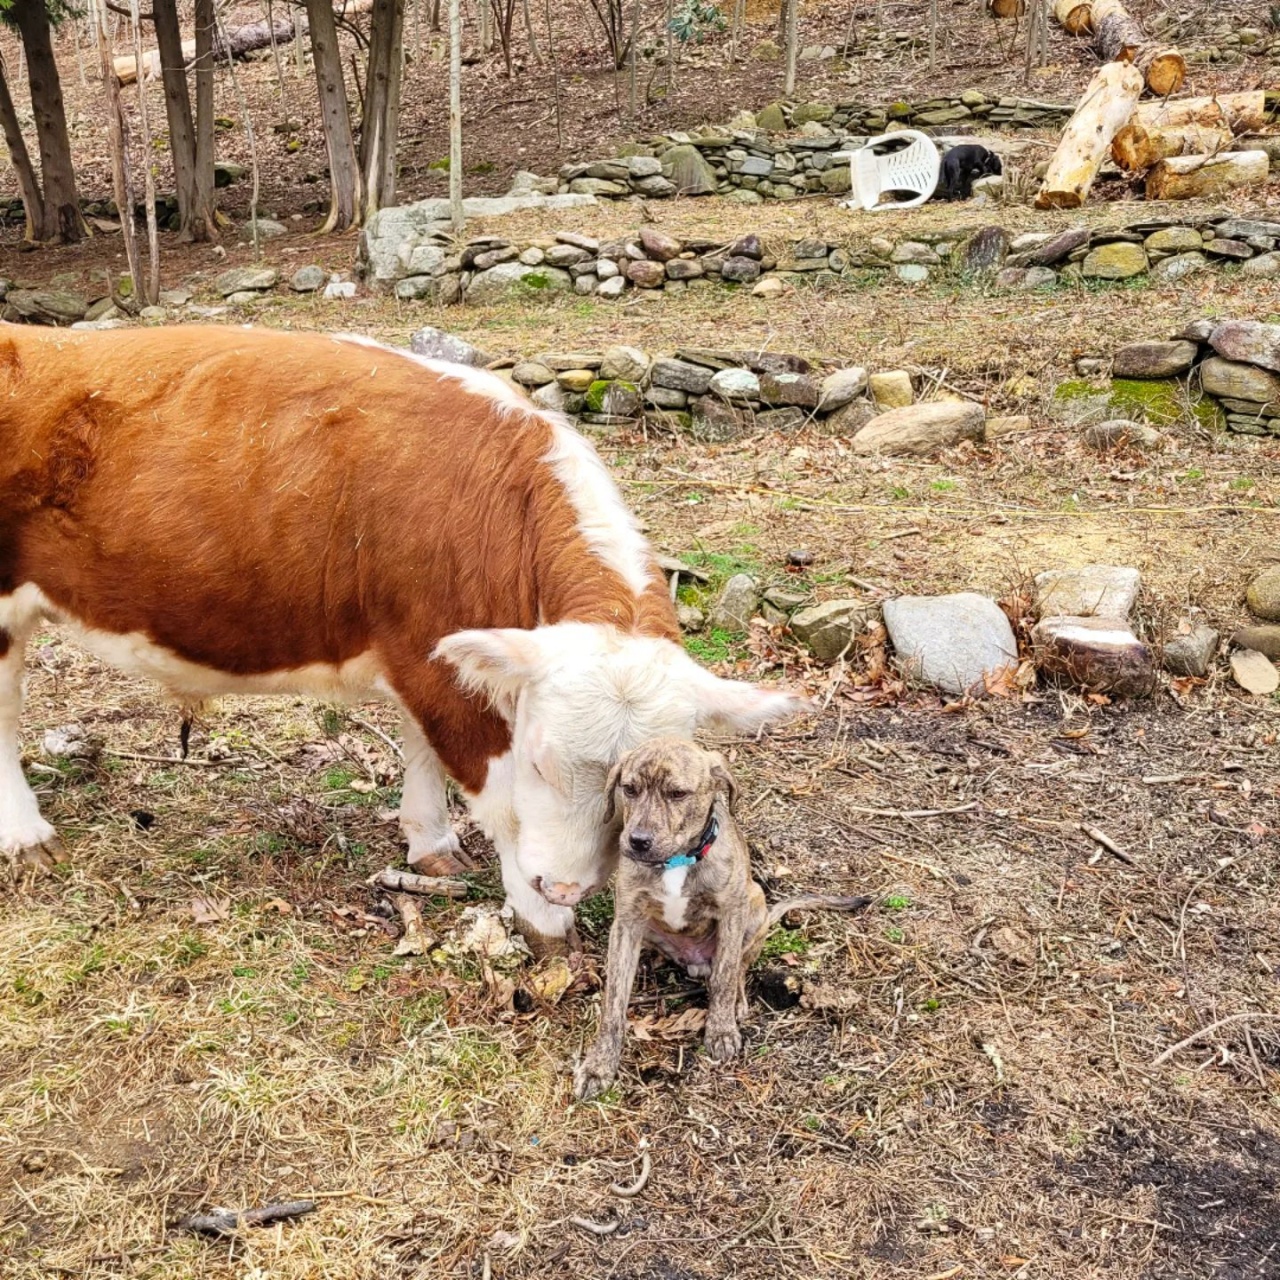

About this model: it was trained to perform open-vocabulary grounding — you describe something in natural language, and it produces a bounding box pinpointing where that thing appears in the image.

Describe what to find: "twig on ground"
[368,867,468,899]
[1151,1013,1280,1067]
[348,714,405,760]
[1079,823,1137,866]
[570,1215,620,1235]
[180,1200,317,1235]
[105,749,247,769]
[610,1149,651,1197]
[847,802,977,819]
[1174,852,1255,961]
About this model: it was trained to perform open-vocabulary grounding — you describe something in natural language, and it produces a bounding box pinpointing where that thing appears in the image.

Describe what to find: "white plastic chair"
[839,130,941,212]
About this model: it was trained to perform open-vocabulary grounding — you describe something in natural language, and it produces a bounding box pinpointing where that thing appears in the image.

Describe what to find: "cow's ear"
[434,628,545,718]
[687,664,813,734]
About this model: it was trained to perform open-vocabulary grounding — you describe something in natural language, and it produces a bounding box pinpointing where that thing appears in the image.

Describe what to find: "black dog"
[938,144,1002,201]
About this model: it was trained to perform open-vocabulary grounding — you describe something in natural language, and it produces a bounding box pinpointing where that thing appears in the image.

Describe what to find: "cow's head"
[435,622,807,904]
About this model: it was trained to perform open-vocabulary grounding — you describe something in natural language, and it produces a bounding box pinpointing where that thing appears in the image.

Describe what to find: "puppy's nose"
[628,831,654,855]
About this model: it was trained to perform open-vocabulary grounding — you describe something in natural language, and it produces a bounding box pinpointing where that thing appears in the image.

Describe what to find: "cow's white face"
[435,622,807,905]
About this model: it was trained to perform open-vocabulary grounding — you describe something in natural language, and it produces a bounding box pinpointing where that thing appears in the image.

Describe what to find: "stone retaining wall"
[1103,318,1280,438]
[357,208,1280,304]
[549,93,1070,204]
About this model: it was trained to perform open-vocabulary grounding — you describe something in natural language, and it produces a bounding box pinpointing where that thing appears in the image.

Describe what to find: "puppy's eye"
[667,789,690,802]
[621,783,640,799]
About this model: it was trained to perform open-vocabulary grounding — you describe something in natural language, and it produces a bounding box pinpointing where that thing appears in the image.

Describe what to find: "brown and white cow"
[0,324,804,945]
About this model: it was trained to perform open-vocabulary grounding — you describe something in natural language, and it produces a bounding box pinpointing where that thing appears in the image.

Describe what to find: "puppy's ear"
[708,753,739,814]
[603,762,623,825]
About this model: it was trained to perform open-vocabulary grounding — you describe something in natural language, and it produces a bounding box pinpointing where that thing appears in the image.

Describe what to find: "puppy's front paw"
[704,1022,743,1063]
[574,1049,619,1101]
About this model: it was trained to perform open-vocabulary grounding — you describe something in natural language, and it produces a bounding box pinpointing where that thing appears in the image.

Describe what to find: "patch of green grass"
[577,889,615,934]
[758,925,809,961]
[165,935,210,968]
[884,893,911,911]
[684,628,742,663]
[921,997,941,1013]
[1177,466,1205,484]
[323,765,358,791]
[1230,476,1256,491]
[888,483,911,500]
[801,1114,822,1131]
[930,478,958,492]
[883,925,905,944]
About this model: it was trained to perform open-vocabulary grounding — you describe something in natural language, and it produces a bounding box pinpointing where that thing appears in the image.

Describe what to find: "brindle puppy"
[574,737,868,1101]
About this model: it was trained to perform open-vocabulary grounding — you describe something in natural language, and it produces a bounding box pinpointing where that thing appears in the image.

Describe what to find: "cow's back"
[0,325,555,673]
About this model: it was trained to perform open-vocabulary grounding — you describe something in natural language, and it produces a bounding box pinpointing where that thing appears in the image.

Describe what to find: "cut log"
[1145,150,1269,201]
[1135,44,1186,97]
[1094,9,1141,60]
[1053,0,1092,35]
[114,19,297,84]
[1035,61,1144,210]
[1132,91,1270,133]
[988,0,1026,15]
[1111,121,1233,171]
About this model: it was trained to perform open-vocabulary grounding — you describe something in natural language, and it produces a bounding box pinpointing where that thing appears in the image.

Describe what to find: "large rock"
[409,326,490,366]
[1247,566,1280,621]
[1082,419,1163,450]
[214,266,278,296]
[720,256,762,283]
[1145,226,1203,254]
[1081,242,1148,280]
[963,226,1011,274]
[1111,340,1198,379]
[599,345,650,382]
[3,288,89,325]
[851,401,984,457]
[689,396,744,443]
[661,144,719,196]
[238,217,287,241]
[868,370,913,408]
[1209,320,1280,374]
[1151,251,1208,282]
[1200,358,1280,408]
[627,260,666,289]
[817,400,878,438]
[639,227,683,261]
[1230,649,1279,695]
[883,593,1018,697]
[759,371,819,409]
[290,264,327,293]
[466,262,572,301]
[1032,617,1156,698]
[790,600,880,662]
[756,102,786,131]
[568,177,628,197]
[818,367,868,412]
[652,358,713,394]
[1162,624,1219,677]
[1027,226,1090,266]
[1232,625,1280,661]
[1242,252,1280,279]
[1034,566,1140,620]
[891,241,940,266]
[708,574,761,631]
[709,368,760,401]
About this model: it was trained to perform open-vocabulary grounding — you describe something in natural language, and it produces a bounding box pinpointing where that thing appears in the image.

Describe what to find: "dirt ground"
[3,4,1280,1277]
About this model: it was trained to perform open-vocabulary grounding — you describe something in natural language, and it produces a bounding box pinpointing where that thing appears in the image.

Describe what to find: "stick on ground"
[368,867,468,898]
[180,1200,317,1235]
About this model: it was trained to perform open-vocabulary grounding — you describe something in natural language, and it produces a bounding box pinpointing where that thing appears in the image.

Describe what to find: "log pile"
[1052,0,1185,97]
[1038,72,1278,208]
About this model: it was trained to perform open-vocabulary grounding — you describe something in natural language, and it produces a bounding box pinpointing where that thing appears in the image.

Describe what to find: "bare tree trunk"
[479,0,491,52]
[542,0,561,147]
[627,0,639,121]
[929,0,938,71]
[0,56,45,241]
[729,0,744,62]
[265,0,290,115]
[783,0,798,95]
[449,0,463,230]
[521,0,539,62]
[306,0,362,229]
[129,0,161,303]
[215,1,263,254]
[11,0,84,243]
[153,0,198,240]
[92,0,141,294]
[360,0,406,217]
[191,0,219,240]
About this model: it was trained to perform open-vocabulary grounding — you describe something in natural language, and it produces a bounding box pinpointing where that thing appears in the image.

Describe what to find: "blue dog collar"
[664,814,719,871]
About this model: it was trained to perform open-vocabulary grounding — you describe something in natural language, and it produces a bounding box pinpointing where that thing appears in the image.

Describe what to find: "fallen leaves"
[630,1006,707,1041]
[190,894,231,925]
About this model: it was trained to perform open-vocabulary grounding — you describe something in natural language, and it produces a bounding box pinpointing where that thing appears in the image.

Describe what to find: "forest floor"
[3,3,1280,1278]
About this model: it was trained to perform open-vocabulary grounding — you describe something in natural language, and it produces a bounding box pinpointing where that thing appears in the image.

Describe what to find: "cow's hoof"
[408,850,471,876]
[2,826,68,880]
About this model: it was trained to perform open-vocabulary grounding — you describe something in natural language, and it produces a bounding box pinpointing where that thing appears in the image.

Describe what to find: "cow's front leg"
[0,629,66,877]
[399,713,471,875]
[501,863,579,957]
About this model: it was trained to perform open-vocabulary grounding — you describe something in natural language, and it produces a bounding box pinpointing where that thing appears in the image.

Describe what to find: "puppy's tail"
[767,894,873,928]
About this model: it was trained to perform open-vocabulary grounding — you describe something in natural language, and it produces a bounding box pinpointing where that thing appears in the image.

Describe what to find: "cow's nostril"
[629,832,653,854]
